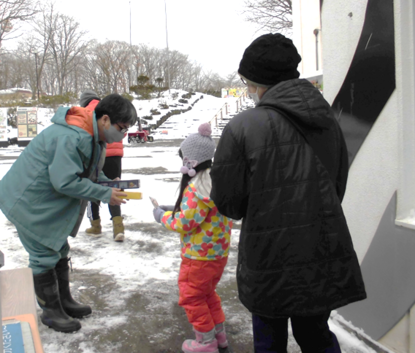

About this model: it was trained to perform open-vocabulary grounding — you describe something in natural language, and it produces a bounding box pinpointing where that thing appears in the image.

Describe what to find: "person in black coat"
[210,33,366,353]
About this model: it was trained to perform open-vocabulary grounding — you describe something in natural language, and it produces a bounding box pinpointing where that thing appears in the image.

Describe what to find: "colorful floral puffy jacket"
[161,169,232,261]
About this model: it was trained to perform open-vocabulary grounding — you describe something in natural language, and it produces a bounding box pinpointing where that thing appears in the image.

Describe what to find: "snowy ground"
[0,94,390,353]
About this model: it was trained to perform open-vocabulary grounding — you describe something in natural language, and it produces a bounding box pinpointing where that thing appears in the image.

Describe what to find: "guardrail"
[210,103,229,127]
[236,91,248,112]
[210,90,248,128]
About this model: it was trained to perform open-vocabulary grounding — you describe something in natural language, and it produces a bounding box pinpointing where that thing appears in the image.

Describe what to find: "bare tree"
[91,40,131,94]
[224,72,241,88]
[45,14,86,95]
[165,50,189,88]
[137,44,161,84]
[2,31,238,97]
[0,0,39,45]
[30,3,58,96]
[191,63,207,92]
[243,0,292,33]
[0,51,25,88]
[14,38,38,94]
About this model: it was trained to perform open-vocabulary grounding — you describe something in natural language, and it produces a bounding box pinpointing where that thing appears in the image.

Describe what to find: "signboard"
[221,87,246,98]
[18,125,27,138]
[17,108,37,140]
[0,108,8,142]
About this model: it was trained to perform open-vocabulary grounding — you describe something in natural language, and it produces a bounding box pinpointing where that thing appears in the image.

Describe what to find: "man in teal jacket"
[0,93,137,333]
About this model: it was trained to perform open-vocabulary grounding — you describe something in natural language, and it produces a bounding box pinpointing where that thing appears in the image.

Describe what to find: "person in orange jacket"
[0,93,136,333]
[80,90,126,242]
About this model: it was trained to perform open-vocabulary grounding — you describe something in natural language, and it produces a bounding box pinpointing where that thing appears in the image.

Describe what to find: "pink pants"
[178,256,228,332]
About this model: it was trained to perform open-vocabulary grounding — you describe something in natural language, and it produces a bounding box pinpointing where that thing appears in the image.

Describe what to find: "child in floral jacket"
[153,123,232,353]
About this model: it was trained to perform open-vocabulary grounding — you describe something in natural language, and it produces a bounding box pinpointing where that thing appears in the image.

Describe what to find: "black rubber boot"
[33,269,82,333]
[55,257,92,318]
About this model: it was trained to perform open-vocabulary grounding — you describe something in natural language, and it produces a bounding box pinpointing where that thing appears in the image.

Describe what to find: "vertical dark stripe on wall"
[332,0,395,166]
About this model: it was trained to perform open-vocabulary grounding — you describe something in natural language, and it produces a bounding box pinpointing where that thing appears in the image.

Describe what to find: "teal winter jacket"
[0,106,112,251]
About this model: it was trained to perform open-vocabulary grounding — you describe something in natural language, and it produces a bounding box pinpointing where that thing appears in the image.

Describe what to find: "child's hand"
[153,207,165,223]
[159,205,174,212]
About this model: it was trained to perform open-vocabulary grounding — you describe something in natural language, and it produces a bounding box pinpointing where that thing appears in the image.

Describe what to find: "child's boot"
[182,328,219,353]
[85,219,101,235]
[215,322,228,349]
[112,216,125,242]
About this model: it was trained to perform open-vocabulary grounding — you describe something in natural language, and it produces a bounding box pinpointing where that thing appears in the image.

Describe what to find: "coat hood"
[51,106,97,139]
[257,79,333,130]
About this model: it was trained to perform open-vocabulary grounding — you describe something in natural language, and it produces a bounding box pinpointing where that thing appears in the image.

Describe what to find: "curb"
[331,312,396,353]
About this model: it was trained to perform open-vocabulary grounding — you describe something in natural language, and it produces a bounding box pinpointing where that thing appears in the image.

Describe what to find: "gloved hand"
[153,207,166,223]
[159,205,175,212]
[80,89,100,107]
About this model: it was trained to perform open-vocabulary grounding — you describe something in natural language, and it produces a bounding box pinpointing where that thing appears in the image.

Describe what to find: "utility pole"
[129,0,133,93]
[164,0,171,93]
[34,52,39,101]
[313,28,319,71]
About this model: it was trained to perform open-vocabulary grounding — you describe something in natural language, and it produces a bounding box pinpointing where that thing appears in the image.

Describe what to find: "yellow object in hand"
[119,191,142,200]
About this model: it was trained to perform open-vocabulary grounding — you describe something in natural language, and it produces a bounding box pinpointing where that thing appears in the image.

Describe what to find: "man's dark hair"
[95,93,137,126]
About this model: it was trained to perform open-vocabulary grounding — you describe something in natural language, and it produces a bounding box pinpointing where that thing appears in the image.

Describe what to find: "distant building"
[0,88,32,101]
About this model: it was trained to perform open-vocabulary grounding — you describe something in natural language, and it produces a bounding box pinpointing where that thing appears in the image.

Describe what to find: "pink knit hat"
[180,123,215,177]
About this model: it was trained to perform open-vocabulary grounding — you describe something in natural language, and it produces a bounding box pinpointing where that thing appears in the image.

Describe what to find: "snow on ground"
[131,89,245,140]
[0,93,388,353]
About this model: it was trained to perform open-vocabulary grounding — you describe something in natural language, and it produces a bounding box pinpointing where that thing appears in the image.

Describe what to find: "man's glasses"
[115,123,129,133]
[240,77,247,86]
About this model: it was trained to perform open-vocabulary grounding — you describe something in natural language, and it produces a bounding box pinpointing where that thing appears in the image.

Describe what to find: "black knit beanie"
[238,33,302,86]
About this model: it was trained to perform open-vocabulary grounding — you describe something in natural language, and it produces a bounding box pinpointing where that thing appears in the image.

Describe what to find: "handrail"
[236,90,248,112]
[210,103,228,127]
[209,89,248,128]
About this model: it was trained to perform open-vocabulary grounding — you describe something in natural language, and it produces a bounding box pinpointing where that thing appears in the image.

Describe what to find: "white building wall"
[394,0,415,224]
[300,0,397,265]
[292,0,323,79]
[341,94,399,262]
[321,1,367,105]
[320,0,415,260]
[320,0,415,351]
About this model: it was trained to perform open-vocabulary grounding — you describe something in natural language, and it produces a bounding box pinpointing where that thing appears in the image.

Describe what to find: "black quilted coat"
[210,79,366,317]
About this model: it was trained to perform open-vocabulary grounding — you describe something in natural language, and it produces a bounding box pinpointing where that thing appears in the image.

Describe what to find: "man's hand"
[110,188,127,205]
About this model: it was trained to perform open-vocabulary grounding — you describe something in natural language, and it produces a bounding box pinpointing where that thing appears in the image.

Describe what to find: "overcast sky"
[41,0,268,77]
